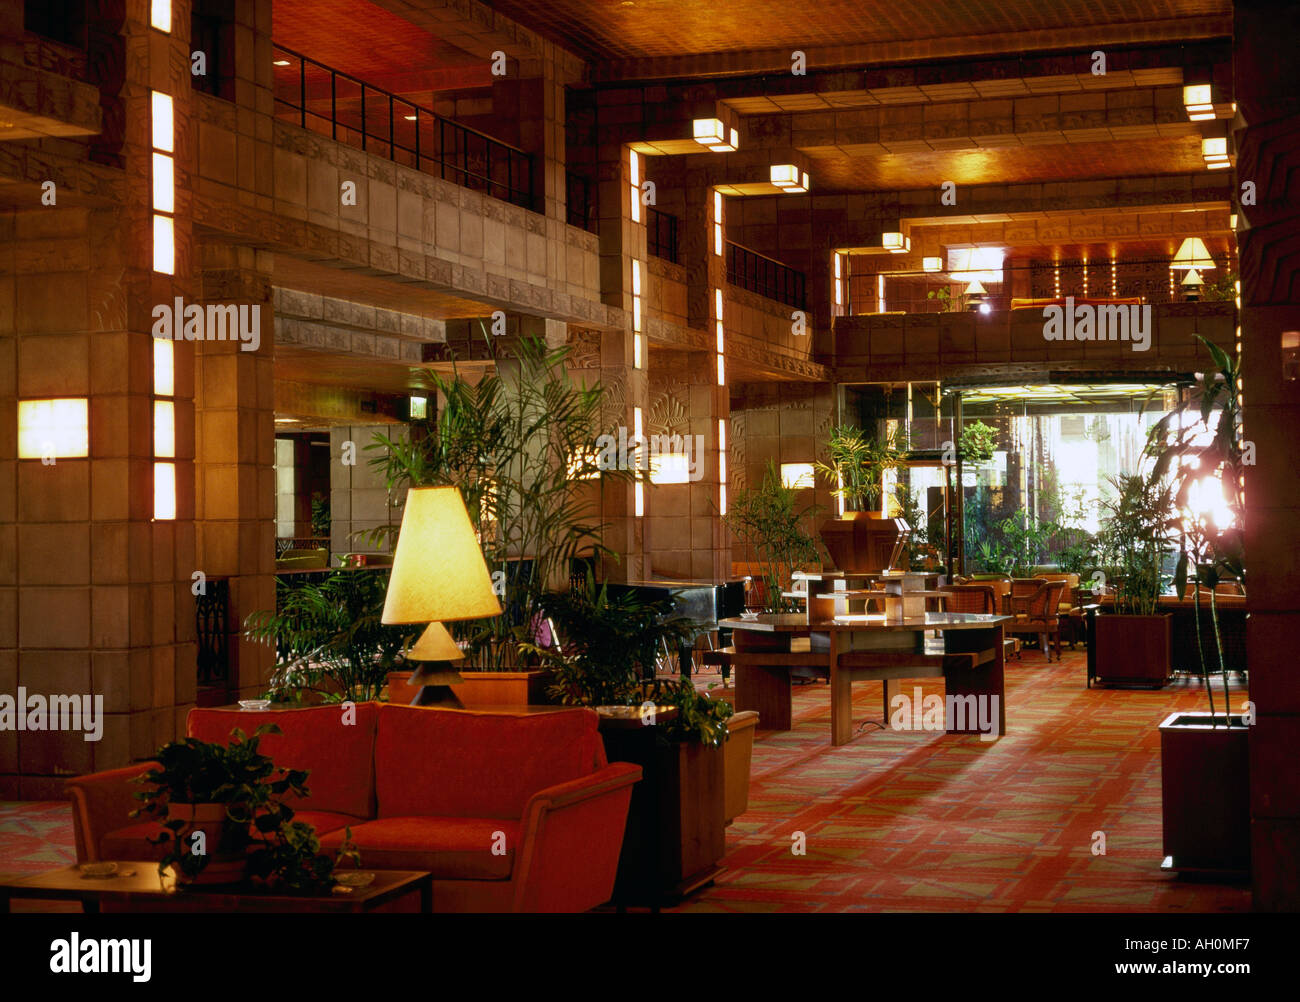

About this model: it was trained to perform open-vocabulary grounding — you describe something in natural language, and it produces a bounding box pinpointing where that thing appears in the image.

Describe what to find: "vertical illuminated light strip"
[629,150,641,225]
[151,91,175,275]
[718,418,727,516]
[1111,255,1118,297]
[833,252,843,312]
[632,259,643,369]
[1169,266,1176,298]
[714,286,725,385]
[151,74,177,516]
[633,407,645,517]
[713,190,723,257]
[876,273,886,314]
[1053,261,1061,298]
[151,0,171,32]
[1081,258,1088,297]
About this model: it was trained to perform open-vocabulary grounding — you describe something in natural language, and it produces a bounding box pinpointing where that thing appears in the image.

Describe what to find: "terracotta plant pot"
[818,512,909,573]
[1158,711,1250,873]
[1094,613,1171,686]
[165,803,246,885]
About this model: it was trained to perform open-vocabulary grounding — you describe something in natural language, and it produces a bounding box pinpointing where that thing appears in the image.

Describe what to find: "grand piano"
[605,577,747,677]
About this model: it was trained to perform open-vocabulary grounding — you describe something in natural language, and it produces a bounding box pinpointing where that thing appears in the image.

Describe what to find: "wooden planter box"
[385,670,552,707]
[1094,613,1171,687]
[1159,712,1251,873]
[598,718,725,908]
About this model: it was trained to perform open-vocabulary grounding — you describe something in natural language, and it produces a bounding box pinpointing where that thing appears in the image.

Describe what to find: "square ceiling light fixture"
[693,118,737,152]
[922,256,943,272]
[769,164,809,193]
[1183,84,1215,121]
[883,232,910,253]
[1202,135,1230,169]
[18,398,89,460]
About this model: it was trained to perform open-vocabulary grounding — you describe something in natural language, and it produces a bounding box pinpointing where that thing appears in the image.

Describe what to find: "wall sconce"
[780,463,814,489]
[769,165,809,193]
[150,0,171,32]
[922,256,942,273]
[882,231,905,251]
[17,398,89,460]
[1282,332,1299,382]
[1202,135,1230,169]
[649,453,691,485]
[693,118,736,152]
[1183,83,1214,121]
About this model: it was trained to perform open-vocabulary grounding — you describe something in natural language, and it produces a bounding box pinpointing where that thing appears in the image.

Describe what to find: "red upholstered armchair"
[65,703,641,913]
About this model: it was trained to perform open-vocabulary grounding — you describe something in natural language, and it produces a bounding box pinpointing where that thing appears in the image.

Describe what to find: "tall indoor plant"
[1092,472,1177,686]
[367,335,631,683]
[814,425,911,572]
[528,574,734,906]
[1145,335,1250,871]
[723,460,821,613]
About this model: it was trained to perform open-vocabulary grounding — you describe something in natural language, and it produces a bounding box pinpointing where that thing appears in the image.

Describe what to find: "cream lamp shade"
[1172,238,1214,271]
[964,280,988,296]
[1182,269,1205,287]
[381,486,502,627]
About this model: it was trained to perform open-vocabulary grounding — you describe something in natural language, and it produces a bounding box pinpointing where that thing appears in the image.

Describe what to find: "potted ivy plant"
[723,460,822,613]
[813,425,911,573]
[1145,335,1250,872]
[132,725,358,888]
[1092,473,1176,686]
[527,574,737,906]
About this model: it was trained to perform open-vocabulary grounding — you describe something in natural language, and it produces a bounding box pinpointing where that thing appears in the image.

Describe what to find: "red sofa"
[65,703,641,913]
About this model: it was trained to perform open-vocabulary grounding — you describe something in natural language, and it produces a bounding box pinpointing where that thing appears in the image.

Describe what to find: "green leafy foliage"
[642,676,733,747]
[132,726,351,889]
[958,420,998,464]
[243,569,412,703]
[723,460,822,612]
[529,573,698,708]
[365,336,631,669]
[1144,334,1247,721]
[1098,473,1177,617]
[815,425,908,512]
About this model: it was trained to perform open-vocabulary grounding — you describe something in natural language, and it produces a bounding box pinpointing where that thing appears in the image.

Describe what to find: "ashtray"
[238,699,271,711]
[79,862,118,879]
[334,871,376,888]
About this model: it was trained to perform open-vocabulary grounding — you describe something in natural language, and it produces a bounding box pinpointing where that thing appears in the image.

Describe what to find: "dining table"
[717,611,1010,746]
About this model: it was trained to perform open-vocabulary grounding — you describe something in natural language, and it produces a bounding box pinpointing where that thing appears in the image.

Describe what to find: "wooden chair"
[1006,579,1068,661]
[1008,577,1047,614]
[939,583,998,615]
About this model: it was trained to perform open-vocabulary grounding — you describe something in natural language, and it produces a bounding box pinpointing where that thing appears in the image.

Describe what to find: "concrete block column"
[1234,0,1300,913]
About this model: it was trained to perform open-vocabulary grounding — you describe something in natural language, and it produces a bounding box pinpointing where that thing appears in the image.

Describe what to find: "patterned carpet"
[0,648,1253,912]
[672,647,1252,912]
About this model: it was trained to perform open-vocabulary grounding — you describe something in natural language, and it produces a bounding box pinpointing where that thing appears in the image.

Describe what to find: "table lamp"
[382,486,502,706]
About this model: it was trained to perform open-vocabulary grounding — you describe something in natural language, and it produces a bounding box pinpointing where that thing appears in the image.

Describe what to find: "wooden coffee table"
[0,864,433,914]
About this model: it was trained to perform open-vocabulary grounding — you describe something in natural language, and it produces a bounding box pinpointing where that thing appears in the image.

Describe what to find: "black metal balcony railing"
[727,241,807,310]
[648,207,679,264]
[272,45,534,212]
[566,171,597,233]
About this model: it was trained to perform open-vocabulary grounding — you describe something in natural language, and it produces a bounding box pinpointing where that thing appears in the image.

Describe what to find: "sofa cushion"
[99,809,363,862]
[320,816,519,880]
[375,705,603,819]
[186,704,379,819]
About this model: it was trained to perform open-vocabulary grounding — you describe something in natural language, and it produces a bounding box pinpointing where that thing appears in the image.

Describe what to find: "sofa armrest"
[511,762,642,912]
[64,762,157,863]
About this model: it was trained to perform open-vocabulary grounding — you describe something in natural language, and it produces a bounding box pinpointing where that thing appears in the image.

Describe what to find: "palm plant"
[1097,473,1177,617]
[723,460,822,613]
[1146,335,1247,723]
[366,335,631,669]
[243,570,411,703]
[815,425,908,512]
